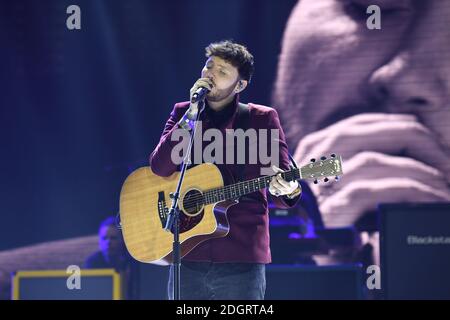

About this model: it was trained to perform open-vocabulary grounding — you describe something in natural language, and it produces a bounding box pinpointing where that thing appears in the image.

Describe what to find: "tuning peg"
[335,176,340,181]
[320,156,327,160]
[313,179,318,184]
[324,178,329,182]
[331,153,336,158]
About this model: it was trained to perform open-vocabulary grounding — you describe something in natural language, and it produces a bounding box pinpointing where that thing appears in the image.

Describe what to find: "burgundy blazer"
[149,97,300,263]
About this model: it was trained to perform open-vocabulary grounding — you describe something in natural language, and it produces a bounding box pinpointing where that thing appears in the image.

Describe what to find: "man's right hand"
[293,113,450,228]
[188,78,214,114]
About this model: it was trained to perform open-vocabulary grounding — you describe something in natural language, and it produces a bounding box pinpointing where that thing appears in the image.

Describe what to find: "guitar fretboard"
[202,168,301,204]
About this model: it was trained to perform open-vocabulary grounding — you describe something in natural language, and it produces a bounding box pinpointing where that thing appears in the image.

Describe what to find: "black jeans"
[168,261,266,300]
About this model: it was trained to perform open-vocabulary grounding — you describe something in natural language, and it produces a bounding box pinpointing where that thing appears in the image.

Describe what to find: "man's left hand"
[268,165,300,197]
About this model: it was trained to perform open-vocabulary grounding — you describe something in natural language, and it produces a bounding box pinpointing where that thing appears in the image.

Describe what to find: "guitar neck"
[202,154,343,205]
[203,168,301,205]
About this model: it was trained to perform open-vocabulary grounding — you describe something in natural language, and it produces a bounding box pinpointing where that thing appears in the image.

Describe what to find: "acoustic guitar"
[120,154,343,265]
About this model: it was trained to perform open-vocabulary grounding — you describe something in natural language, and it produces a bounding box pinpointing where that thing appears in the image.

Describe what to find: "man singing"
[150,40,301,300]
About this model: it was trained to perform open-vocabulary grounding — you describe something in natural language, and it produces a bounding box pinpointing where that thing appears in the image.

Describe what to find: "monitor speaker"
[13,269,121,300]
[134,263,169,300]
[379,202,450,299]
[265,264,363,299]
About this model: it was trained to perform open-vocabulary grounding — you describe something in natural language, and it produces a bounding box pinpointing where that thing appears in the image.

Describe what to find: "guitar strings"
[180,170,299,209]
[181,178,271,208]
[175,161,337,209]
[194,170,299,205]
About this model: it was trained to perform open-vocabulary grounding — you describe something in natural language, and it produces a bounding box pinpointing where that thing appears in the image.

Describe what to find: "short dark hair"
[205,40,254,82]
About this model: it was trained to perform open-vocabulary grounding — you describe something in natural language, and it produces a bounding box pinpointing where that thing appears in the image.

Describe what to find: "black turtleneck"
[204,95,238,127]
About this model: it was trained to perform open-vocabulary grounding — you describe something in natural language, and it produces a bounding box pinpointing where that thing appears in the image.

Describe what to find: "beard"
[206,80,238,102]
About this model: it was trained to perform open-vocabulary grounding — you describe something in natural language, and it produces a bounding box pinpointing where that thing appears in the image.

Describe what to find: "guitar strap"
[234,103,250,183]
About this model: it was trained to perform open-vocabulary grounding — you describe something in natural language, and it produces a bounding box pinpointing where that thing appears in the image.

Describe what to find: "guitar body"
[120,163,237,265]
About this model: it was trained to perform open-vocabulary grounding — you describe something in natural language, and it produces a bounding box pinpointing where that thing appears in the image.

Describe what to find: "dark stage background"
[0,0,297,250]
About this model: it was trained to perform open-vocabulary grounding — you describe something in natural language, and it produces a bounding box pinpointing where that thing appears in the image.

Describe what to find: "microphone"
[191,87,210,103]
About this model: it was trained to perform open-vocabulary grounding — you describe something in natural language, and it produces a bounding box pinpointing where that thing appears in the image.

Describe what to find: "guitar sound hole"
[182,189,204,216]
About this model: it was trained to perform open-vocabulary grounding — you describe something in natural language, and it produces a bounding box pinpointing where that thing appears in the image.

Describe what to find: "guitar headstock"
[300,154,343,184]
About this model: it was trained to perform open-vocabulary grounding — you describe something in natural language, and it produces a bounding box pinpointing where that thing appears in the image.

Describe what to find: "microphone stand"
[164,99,205,300]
